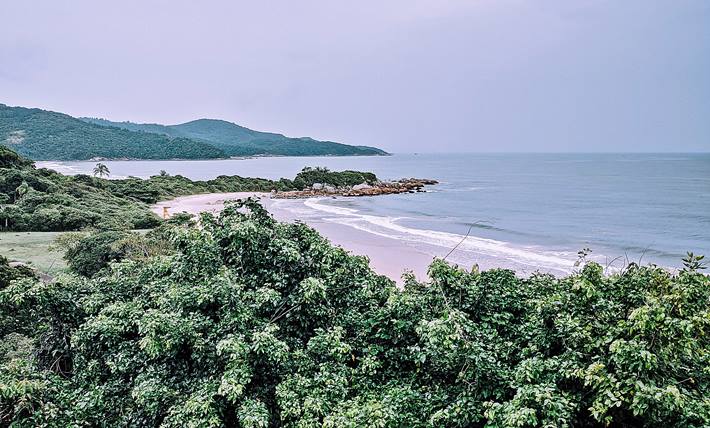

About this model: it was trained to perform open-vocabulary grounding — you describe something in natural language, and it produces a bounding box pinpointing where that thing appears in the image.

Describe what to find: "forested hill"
[0,104,225,161]
[82,117,389,157]
[0,145,382,232]
[0,103,388,160]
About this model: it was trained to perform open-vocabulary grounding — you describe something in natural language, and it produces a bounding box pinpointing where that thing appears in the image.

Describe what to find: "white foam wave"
[303,199,359,216]
[35,162,84,175]
[303,198,576,272]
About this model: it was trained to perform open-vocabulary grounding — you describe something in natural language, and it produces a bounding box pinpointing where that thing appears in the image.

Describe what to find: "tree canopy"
[0,146,381,232]
[1,199,707,427]
[0,104,387,161]
[0,104,225,161]
[82,117,388,157]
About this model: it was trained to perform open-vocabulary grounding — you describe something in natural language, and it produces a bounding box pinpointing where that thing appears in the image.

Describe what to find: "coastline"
[151,193,435,283]
[35,152,391,165]
[151,191,589,282]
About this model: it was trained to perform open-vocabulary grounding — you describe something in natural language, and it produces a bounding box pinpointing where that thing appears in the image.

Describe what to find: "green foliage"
[0,156,162,231]
[105,167,379,206]
[0,103,386,161]
[0,255,36,289]
[92,162,110,178]
[62,230,135,276]
[0,146,34,169]
[0,104,225,160]
[293,167,378,188]
[58,228,176,277]
[83,117,389,157]
[1,200,708,426]
[0,146,380,232]
[683,252,706,271]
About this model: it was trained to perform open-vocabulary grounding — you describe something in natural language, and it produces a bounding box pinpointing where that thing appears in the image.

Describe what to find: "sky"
[1,0,708,153]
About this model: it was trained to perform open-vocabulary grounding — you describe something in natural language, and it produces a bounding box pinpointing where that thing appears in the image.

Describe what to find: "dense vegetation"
[82,117,389,157]
[0,146,380,231]
[0,104,225,160]
[0,103,387,161]
[0,255,36,288]
[0,146,161,231]
[292,167,378,189]
[0,199,708,427]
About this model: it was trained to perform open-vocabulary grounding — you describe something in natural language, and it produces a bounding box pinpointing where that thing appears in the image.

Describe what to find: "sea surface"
[39,153,710,274]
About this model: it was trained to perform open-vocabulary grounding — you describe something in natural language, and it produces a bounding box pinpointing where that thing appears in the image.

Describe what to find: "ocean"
[38,153,710,274]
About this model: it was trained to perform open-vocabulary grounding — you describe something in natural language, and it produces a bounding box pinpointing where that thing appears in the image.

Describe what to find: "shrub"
[293,167,378,189]
[0,255,36,289]
[1,200,707,426]
[63,230,135,276]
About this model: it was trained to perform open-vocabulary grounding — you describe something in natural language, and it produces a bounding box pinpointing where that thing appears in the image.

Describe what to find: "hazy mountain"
[0,104,225,160]
[82,117,389,157]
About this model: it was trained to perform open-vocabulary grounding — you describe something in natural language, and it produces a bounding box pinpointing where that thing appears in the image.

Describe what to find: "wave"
[35,161,84,175]
[302,198,576,272]
[35,161,133,179]
[302,200,359,216]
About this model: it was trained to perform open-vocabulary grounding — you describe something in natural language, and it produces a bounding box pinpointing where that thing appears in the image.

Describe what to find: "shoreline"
[151,192,588,282]
[151,193,435,283]
[35,152,391,165]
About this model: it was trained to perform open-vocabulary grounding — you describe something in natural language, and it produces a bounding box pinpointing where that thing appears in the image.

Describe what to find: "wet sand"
[152,193,435,283]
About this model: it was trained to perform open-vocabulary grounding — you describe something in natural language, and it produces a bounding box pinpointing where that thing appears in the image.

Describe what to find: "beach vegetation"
[1,199,707,427]
[0,146,380,232]
[92,162,110,178]
[293,166,378,189]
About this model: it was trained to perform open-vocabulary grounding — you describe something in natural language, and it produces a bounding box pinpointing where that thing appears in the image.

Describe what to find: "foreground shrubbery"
[1,199,708,427]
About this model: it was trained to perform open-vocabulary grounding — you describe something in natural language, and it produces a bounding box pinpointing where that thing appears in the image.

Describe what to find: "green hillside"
[83,117,389,156]
[0,104,225,161]
[0,145,381,232]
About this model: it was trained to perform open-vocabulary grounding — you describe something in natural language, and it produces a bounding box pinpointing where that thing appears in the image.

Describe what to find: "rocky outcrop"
[272,178,438,199]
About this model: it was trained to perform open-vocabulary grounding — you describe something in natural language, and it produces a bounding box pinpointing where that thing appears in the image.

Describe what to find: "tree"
[14,181,29,201]
[62,230,134,276]
[92,162,110,178]
[1,200,708,427]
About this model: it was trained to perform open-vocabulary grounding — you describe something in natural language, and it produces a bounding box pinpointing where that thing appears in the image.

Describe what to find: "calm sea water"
[39,153,710,273]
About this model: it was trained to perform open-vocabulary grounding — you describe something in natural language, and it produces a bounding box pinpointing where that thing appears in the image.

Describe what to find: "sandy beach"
[152,193,436,283]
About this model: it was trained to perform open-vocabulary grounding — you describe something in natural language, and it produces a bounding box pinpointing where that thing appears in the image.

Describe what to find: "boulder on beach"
[352,183,372,191]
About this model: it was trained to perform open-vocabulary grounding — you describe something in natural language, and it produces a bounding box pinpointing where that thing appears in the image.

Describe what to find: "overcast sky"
[1,1,708,152]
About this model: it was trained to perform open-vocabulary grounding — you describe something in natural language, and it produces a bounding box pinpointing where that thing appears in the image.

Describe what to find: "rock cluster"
[272,178,438,199]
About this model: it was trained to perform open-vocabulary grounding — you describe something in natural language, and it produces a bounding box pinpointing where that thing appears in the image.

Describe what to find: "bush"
[0,255,36,289]
[293,166,378,189]
[1,200,708,426]
[0,147,383,232]
[63,230,135,276]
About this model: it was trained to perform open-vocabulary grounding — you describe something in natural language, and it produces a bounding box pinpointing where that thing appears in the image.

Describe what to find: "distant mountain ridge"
[0,104,224,161]
[0,103,388,161]
[81,117,388,157]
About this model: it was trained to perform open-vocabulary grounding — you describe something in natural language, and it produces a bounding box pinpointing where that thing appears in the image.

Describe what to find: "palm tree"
[93,162,110,178]
[15,181,29,201]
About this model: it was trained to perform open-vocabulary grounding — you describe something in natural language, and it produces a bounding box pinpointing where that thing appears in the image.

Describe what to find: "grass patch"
[0,231,65,274]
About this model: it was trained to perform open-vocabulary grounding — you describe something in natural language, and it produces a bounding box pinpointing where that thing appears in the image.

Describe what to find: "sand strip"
[152,193,434,283]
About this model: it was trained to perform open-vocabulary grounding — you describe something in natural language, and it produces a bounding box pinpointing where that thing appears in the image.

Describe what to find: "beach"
[53,153,709,274]
[152,193,437,283]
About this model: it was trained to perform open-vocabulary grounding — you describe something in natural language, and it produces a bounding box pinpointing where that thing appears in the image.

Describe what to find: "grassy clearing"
[0,231,66,274]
